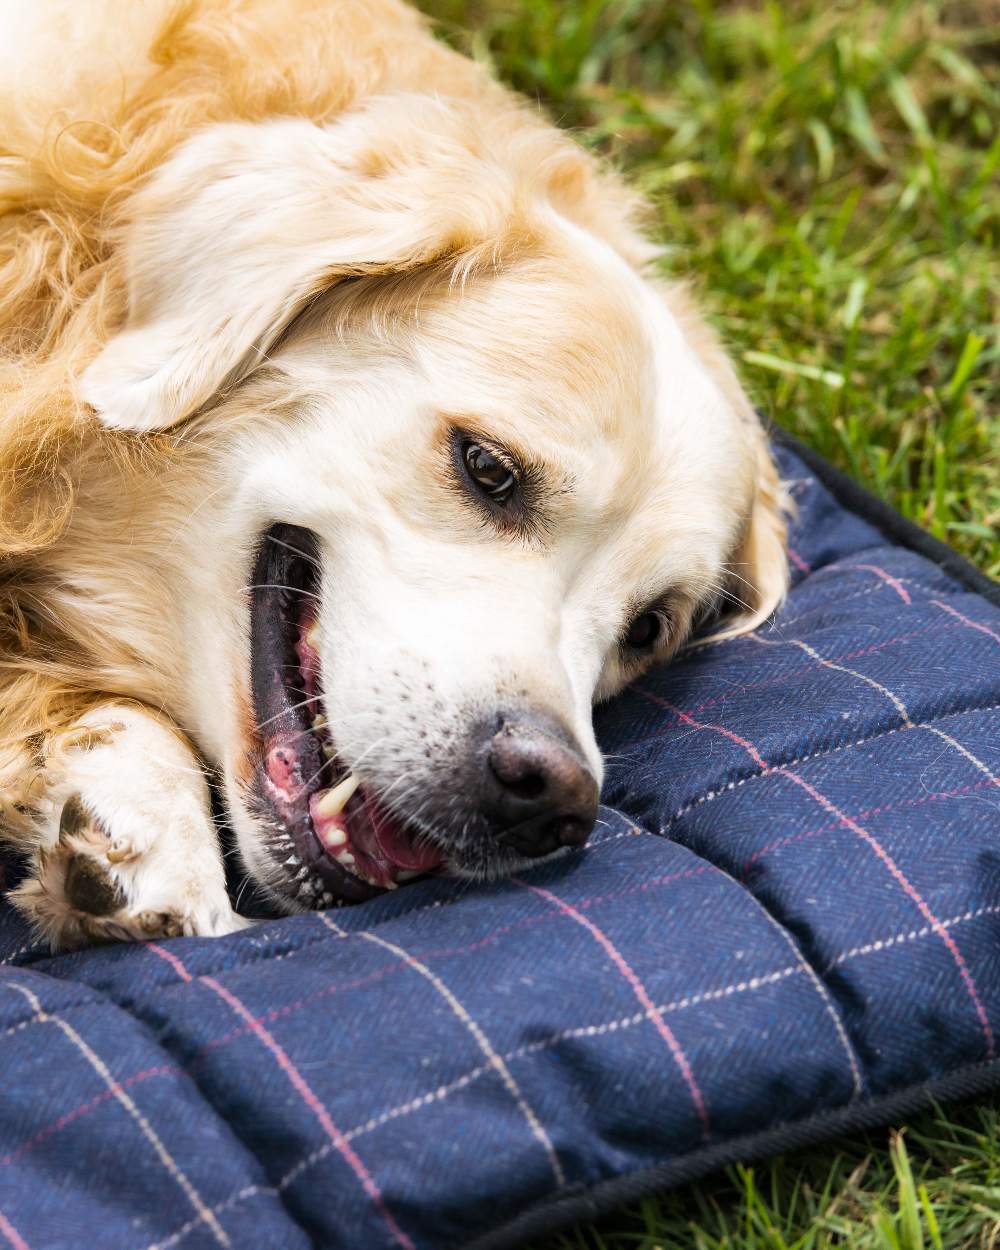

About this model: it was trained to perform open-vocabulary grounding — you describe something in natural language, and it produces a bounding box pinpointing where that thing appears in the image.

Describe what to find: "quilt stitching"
[7,899,999,1208]
[746,632,1000,784]
[200,972,417,1250]
[623,616,978,748]
[351,924,568,1188]
[0,979,230,1247]
[0,446,998,1250]
[657,699,1000,830]
[649,693,997,1061]
[516,880,712,1140]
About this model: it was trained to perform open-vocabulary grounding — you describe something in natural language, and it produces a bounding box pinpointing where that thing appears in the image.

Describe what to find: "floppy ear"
[708,431,790,642]
[735,433,791,627]
[661,284,791,641]
[81,100,508,432]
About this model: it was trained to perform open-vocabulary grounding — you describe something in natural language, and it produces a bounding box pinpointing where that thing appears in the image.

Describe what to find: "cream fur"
[0,0,788,947]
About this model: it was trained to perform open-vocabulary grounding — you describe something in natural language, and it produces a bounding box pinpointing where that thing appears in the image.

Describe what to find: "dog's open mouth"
[247,524,444,908]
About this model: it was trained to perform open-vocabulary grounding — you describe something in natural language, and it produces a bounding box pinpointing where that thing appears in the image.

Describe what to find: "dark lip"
[247,523,382,906]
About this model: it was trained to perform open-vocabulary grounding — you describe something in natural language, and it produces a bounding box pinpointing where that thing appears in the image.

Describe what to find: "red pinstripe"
[147,943,192,982]
[849,564,911,603]
[520,881,711,1140]
[0,1213,29,1250]
[646,697,767,768]
[778,769,995,1060]
[932,600,1000,646]
[650,699,996,1059]
[744,777,997,872]
[202,977,415,1250]
[0,1066,176,1168]
[146,945,413,1249]
[629,618,960,750]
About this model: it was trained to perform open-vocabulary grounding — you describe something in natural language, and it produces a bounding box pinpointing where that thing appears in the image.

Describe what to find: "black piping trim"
[773,427,1000,608]
[464,1058,1000,1250]
[460,430,1000,1250]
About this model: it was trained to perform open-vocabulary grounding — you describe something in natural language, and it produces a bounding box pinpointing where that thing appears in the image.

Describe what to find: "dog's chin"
[241,522,453,912]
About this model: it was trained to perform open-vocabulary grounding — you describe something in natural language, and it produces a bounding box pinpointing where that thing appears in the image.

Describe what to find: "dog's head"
[81,95,787,910]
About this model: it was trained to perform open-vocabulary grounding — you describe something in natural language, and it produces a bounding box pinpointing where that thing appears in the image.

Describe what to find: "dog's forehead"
[423,265,649,443]
[273,214,748,561]
[416,228,731,488]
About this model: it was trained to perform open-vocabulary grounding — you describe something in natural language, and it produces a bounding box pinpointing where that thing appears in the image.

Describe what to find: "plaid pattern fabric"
[0,444,998,1250]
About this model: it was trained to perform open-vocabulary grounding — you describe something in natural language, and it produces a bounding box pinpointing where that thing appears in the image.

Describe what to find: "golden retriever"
[0,0,788,949]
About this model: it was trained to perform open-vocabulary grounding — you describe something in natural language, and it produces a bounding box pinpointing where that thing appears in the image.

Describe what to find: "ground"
[416,2,1000,1246]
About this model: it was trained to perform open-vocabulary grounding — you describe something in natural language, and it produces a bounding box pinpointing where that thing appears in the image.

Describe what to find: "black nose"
[483,713,599,858]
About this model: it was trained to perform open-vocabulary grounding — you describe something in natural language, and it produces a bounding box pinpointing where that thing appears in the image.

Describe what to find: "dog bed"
[0,431,997,1250]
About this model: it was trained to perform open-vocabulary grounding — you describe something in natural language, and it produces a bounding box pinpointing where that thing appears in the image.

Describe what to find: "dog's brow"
[440,415,574,541]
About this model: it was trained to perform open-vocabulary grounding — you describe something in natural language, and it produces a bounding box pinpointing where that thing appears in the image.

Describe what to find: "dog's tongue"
[309,779,444,888]
[297,605,443,888]
[361,797,442,874]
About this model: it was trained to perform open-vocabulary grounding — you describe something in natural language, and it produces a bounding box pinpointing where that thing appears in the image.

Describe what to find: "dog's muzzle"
[476,710,599,857]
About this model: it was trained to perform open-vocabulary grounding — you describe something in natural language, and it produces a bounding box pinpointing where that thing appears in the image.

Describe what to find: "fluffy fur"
[0,0,788,947]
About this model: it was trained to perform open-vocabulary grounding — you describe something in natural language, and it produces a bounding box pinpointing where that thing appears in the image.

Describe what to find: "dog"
[0,0,788,950]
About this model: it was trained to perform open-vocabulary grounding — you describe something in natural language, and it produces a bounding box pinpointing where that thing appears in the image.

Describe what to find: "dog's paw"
[12,793,250,951]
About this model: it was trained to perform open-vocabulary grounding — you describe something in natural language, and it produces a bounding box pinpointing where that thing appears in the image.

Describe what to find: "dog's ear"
[731,432,791,631]
[81,102,508,432]
[662,285,790,641]
[700,431,790,644]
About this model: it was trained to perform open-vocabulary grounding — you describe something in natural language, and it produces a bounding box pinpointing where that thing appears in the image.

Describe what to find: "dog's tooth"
[295,866,310,881]
[383,879,398,890]
[283,855,300,868]
[322,743,335,759]
[306,623,321,650]
[316,773,360,818]
[334,849,356,868]
[321,825,347,849]
[313,713,327,731]
[321,892,333,906]
[396,869,422,882]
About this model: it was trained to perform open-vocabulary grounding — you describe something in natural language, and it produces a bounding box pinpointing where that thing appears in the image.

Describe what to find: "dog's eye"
[462,441,515,504]
[625,612,661,651]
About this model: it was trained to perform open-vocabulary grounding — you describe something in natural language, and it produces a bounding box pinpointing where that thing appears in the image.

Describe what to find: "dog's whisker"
[234,872,255,913]
[265,533,321,567]
[374,767,423,810]
[254,693,324,733]
[297,755,338,796]
[242,582,322,602]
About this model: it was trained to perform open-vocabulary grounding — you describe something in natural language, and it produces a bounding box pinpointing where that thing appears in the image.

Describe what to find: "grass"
[420,0,999,578]
[414,1,1000,1246]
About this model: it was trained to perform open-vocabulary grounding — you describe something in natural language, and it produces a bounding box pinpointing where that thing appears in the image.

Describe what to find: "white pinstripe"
[829,904,1000,968]
[355,927,566,1187]
[661,701,1000,829]
[732,889,863,1097]
[3,980,229,1248]
[748,633,999,786]
[139,894,1000,1250]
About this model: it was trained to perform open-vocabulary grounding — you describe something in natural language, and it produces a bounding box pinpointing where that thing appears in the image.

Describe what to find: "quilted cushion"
[0,435,997,1250]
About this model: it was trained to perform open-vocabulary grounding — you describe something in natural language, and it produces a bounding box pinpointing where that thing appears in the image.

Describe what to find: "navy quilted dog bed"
[0,432,997,1250]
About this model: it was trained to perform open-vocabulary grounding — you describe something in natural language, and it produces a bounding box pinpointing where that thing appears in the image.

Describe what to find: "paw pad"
[63,854,125,917]
[138,911,185,939]
[57,797,126,917]
[58,794,91,840]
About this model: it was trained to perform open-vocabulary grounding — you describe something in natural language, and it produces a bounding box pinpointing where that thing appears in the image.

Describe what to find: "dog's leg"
[10,704,249,950]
